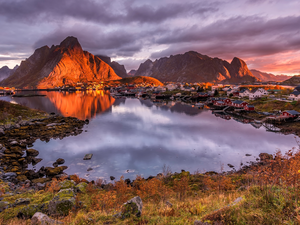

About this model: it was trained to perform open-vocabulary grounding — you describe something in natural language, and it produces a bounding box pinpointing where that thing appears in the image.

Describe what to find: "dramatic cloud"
[0,0,299,74]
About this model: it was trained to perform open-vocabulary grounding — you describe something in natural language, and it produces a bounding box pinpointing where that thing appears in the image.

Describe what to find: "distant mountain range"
[0,65,18,82]
[0,36,293,88]
[133,51,292,83]
[281,75,300,86]
[249,69,290,82]
[134,51,258,83]
[0,36,121,88]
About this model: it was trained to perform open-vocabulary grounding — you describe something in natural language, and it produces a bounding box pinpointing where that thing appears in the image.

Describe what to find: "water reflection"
[27,98,297,182]
[4,90,115,119]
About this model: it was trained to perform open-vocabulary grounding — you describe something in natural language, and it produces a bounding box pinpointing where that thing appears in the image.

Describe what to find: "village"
[1,81,300,128]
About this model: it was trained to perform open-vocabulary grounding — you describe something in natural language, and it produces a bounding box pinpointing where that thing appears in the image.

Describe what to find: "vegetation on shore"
[1,148,300,224]
[0,100,48,125]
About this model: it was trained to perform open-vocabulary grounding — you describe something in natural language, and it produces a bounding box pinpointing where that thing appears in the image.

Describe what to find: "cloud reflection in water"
[30,97,297,181]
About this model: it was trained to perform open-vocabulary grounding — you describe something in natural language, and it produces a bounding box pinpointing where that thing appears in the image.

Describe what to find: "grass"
[0,100,48,125]
[2,148,300,224]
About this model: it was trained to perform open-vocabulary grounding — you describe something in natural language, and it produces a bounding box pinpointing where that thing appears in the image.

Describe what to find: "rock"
[232,197,243,205]
[87,168,93,172]
[32,158,43,165]
[49,189,75,216]
[227,164,235,168]
[166,201,173,207]
[3,172,17,179]
[0,128,4,136]
[31,212,63,225]
[56,158,65,165]
[83,154,93,160]
[0,201,10,212]
[36,183,46,190]
[45,166,68,177]
[110,176,115,181]
[121,196,143,219]
[59,180,76,190]
[26,149,39,157]
[245,154,252,156]
[10,140,19,145]
[75,182,88,193]
[15,198,30,206]
[46,123,59,127]
[259,153,273,161]
[53,162,59,167]
[31,178,51,184]
[18,204,48,219]
[194,221,211,225]
[16,175,28,182]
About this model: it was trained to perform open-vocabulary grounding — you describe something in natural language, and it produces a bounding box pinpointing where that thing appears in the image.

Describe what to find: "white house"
[165,84,177,91]
[239,88,251,98]
[289,91,300,101]
[227,88,235,96]
[249,88,268,100]
[155,86,166,92]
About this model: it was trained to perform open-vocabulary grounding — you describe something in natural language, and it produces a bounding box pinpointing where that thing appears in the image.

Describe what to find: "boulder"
[56,158,65,165]
[45,166,68,177]
[31,178,51,184]
[26,149,39,157]
[31,212,63,225]
[75,182,88,193]
[18,204,48,219]
[16,175,28,182]
[59,180,76,190]
[121,196,143,219]
[48,188,75,216]
[32,158,43,165]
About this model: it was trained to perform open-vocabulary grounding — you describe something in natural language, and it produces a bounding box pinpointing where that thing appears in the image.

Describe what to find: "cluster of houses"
[211,97,255,111]
[0,87,15,95]
[288,85,300,101]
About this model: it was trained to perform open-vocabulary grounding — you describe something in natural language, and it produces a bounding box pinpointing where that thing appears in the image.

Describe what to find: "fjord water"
[2,91,297,181]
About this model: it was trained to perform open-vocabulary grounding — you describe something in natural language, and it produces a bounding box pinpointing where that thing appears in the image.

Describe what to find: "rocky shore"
[0,115,88,186]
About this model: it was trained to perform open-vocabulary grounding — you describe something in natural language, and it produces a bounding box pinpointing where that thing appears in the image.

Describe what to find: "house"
[239,88,251,98]
[232,100,248,108]
[214,101,226,106]
[227,88,237,96]
[244,105,255,111]
[294,85,300,92]
[289,91,300,101]
[166,84,177,91]
[249,88,268,99]
[155,86,166,92]
[281,110,300,118]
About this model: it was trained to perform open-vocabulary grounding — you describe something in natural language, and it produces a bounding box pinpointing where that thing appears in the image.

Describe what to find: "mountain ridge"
[0,37,121,88]
[134,51,258,83]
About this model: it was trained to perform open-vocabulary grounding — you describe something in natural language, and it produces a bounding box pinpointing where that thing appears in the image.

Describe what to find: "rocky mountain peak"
[59,36,82,51]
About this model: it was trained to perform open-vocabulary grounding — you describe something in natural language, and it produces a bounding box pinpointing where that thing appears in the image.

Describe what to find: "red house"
[281,110,300,118]
[244,105,255,111]
[232,100,248,108]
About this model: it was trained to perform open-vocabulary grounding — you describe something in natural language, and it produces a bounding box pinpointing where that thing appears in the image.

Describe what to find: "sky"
[0,0,299,75]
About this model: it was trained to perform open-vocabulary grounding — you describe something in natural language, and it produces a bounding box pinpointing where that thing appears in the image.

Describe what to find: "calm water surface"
[1,91,297,181]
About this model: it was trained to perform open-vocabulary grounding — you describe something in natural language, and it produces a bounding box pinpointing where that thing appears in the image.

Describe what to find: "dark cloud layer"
[0,0,299,73]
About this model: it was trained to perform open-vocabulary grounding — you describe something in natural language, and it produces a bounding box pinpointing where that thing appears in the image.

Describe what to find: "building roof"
[247,105,254,107]
[239,89,249,93]
[232,100,245,104]
[291,91,300,96]
[284,110,300,115]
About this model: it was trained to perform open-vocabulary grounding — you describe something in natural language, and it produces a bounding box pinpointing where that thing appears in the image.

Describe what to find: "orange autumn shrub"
[134,176,172,203]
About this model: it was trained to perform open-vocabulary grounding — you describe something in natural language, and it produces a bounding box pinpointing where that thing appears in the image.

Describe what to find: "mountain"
[128,70,136,76]
[250,69,290,82]
[281,75,300,86]
[134,51,258,83]
[96,55,128,78]
[0,37,121,88]
[0,65,18,82]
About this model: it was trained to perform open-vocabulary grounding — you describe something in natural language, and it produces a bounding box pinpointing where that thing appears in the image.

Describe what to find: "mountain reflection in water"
[9,90,115,119]
[1,92,297,182]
